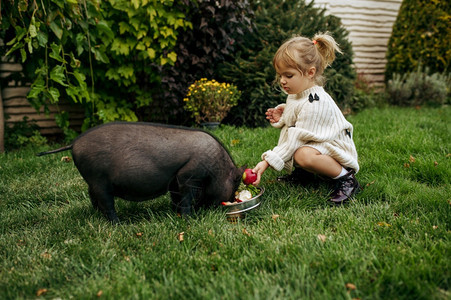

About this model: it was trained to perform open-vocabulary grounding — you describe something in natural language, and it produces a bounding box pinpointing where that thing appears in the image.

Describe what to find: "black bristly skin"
[38,122,245,224]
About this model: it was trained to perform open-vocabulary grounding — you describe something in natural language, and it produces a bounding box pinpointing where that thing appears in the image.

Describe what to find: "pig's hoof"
[104,210,120,224]
[110,218,121,225]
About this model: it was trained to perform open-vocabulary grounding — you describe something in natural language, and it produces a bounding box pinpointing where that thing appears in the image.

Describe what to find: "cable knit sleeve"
[262,96,338,171]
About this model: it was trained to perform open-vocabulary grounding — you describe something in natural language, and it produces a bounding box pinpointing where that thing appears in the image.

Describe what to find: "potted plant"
[183,78,241,128]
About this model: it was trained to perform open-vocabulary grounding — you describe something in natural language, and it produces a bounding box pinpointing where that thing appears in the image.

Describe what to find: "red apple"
[242,168,257,185]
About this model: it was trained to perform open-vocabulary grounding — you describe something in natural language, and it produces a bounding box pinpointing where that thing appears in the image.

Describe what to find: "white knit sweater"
[262,86,359,173]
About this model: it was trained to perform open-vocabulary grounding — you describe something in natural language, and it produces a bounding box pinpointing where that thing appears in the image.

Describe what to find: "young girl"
[252,32,360,204]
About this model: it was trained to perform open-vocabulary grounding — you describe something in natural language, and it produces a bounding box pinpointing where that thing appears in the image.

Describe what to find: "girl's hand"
[265,106,284,123]
[252,160,269,186]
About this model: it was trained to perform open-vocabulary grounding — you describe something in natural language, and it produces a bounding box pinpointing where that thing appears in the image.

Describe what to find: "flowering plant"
[184,78,241,124]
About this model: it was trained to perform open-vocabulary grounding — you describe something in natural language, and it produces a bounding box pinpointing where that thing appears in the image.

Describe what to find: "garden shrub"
[145,0,254,125]
[385,0,450,81]
[347,74,381,113]
[4,117,47,150]
[183,78,241,124]
[1,0,192,134]
[385,68,450,107]
[218,0,356,127]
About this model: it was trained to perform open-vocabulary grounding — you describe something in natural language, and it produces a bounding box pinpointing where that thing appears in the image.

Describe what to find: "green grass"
[1,107,449,299]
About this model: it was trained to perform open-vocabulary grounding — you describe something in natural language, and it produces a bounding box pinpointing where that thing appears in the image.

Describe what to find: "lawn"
[0,107,449,299]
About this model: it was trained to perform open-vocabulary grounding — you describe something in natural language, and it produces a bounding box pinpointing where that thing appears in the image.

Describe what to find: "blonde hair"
[273,32,343,86]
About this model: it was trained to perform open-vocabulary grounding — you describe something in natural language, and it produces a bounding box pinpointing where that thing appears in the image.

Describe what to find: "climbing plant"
[0,0,191,138]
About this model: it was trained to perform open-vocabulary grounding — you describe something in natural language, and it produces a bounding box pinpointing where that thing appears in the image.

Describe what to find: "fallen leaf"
[61,156,72,163]
[317,234,327,242]
[97,290,103,297]
[346,283,357,290]
[231,139,240,146]
[366,180,376,187]
[177,232,184,242]
[377,222,391,227]
[36,288,48,297]
[242,228,251,237]
[272,214,280,221]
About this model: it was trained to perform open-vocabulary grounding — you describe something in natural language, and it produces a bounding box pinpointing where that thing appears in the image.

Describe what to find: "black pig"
[38,122,244,223]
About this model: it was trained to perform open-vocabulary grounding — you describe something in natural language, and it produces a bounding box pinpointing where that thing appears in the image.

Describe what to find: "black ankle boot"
[277,168,316,184]
[329,170,360,204]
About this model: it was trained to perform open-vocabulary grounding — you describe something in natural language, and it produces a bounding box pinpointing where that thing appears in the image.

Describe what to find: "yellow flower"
[183,78,241,124]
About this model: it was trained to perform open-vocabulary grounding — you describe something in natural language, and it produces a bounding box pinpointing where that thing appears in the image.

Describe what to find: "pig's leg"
[170,181,193,215]
[168,180,182,213]
[88,184,119,224]
[170,176,203,215]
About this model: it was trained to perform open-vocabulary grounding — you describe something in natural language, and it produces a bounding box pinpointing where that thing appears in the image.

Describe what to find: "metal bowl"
[224,187,264,220]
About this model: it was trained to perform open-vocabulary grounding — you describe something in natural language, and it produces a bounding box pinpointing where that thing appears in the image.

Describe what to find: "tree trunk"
[0,82,4,153]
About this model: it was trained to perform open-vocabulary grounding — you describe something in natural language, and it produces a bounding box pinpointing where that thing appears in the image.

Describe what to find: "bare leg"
[294,147,360,204]
[293,147,342,178]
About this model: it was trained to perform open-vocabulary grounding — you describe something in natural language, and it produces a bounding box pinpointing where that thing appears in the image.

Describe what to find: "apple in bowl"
[242,168,257,186]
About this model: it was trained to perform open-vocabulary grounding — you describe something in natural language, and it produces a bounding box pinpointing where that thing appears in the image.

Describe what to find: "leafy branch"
[1,0,191,137]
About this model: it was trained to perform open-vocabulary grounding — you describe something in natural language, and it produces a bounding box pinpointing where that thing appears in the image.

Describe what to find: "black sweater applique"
[308,93,320,103]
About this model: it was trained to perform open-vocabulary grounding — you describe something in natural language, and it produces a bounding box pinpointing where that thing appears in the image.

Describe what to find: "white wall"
[312,0,403,86]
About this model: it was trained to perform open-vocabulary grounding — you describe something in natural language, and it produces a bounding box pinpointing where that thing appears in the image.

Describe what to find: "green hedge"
[218,0,356,127]
[385,0,451,81]
[145,0,253,125]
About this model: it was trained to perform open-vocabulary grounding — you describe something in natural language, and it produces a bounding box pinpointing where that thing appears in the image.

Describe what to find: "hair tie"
[312,40,317,45]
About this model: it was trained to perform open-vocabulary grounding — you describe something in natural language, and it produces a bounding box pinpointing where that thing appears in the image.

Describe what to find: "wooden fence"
[312,0,402,87]
[0,61,84,135]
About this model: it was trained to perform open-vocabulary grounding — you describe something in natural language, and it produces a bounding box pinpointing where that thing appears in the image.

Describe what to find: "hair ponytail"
[312,32,343,71]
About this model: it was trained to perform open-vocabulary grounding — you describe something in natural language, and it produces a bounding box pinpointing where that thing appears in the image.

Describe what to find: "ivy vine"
[1,0,191,138]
